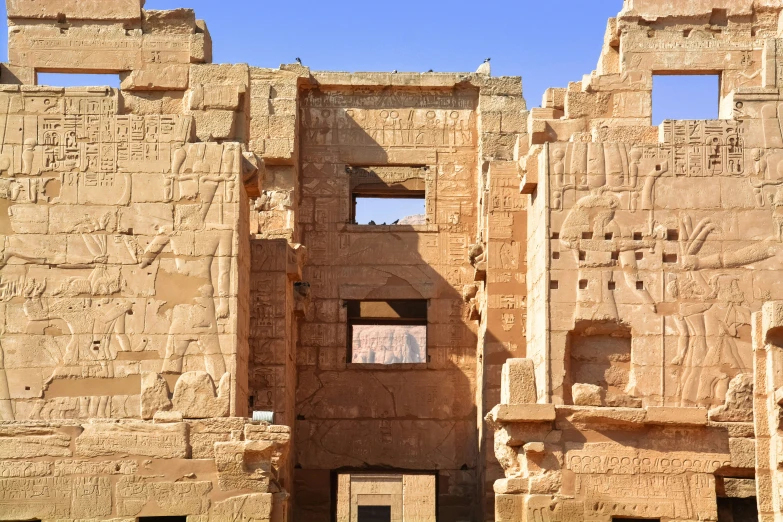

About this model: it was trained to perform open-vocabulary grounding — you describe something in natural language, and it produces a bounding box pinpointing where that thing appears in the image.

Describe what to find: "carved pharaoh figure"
[140,144,239,381]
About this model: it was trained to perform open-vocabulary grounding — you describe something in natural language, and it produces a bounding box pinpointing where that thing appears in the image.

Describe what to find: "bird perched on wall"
[476,58,491,76]
[426,69,433,73]
[295,57,302,65]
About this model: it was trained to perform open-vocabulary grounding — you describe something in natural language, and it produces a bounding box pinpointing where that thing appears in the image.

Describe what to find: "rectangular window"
[37,73,121,88]
[353,195,426,225]
[653,74,720,125]
[347,300,427,364]
[358,506,392,522]
[348,166,428,225]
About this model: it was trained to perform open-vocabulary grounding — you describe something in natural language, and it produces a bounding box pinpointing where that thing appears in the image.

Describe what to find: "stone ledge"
[646,406,708,426]
[560,405,708,428]
[340,223,438,233]
[487,404,556,423]
[7,0,142,20]
[309,71,522,92]
[491,405,710,428]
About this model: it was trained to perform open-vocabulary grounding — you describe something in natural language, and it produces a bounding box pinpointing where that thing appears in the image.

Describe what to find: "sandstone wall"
[490,1,783,520]
[0,1,290,520]
[293,77,481,522]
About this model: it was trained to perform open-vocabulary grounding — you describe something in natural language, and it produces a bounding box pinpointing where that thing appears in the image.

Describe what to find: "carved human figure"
[670,274,749,407]
[559,188,657,321]
[0,326,13,420]
[140,144,237,381]
[21,278,133,380]
[770,187,783,242]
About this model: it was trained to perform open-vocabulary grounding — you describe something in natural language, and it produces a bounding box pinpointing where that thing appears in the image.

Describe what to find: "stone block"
[646,406,707,426]
[7,0,142,20]
[572,383,603,406]
[140,371,172,420]
[501,358,537,405]
[171,371,230,419]
[76,422,188,458]
[729,437,756,469]
[120,64,190,91]
[489,404,556,423]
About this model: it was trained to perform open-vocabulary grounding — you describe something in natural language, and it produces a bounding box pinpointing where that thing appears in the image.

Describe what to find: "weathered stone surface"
[501,358,537,404]
[75,422,188,458]
[1,0,782,519]
[0,426,71,458]
[116,475,212,516]
[709,373,754,422]
[171,371,230,419]
[140,372,172,420]
[571,383,602,406]
[212,493,273,520]
[7,0,142,20]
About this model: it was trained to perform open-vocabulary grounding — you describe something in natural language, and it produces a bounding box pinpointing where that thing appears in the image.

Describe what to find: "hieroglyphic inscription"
[0,477,71,518]
[348,166,429,189]
[75,422,188,458]
[301,92,475,148]
[37,113,191,173]
[53,459,138,476]
[566,448,731,474]
[0,460,51,477]
[0,428,71,458]
[116,475,212,516]
[661,120,745,176]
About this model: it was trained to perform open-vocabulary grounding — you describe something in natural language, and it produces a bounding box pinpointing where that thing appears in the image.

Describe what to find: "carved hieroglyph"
[489,0,783,521]
[0,87,244,421]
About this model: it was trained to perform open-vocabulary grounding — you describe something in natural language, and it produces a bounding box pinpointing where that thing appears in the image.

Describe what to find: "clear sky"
[3,0,624,106]
[7,0,720,122]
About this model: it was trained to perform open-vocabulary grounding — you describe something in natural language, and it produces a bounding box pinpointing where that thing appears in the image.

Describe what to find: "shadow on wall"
[251,90,482,522]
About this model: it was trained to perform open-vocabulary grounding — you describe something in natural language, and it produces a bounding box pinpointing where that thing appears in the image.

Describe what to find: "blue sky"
[14,0,719,122]
[9,0,623,106]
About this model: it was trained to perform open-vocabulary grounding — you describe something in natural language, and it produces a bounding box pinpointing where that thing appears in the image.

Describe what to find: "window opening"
[716,497,758,522]
[358,506,392,522]
[653,74,720,125]
[716,476,757,522]
[566,322,639,407]
[353,194,425,225]
[347,165,427,225]
[37,73,121,89]
[347,300,427,364]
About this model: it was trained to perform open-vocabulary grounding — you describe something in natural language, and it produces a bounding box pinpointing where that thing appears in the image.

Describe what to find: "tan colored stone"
[116,475,212,516]
[0,0,781,519]
[571,383,602,406]
[171,371,230,419]
[120,64,190,91]
[0,426,71,458]
[729,437,756,469]
[501,358,537,405]
[709,373,754,422]
[140,371,172,420]
[7,0,142,20]
[646,407,707,426]
[76,422,188,458]
[212,492,273,520]
[488,404,556,423]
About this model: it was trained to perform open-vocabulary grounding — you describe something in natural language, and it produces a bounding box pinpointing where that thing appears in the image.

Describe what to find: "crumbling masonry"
[0,0,781,520]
